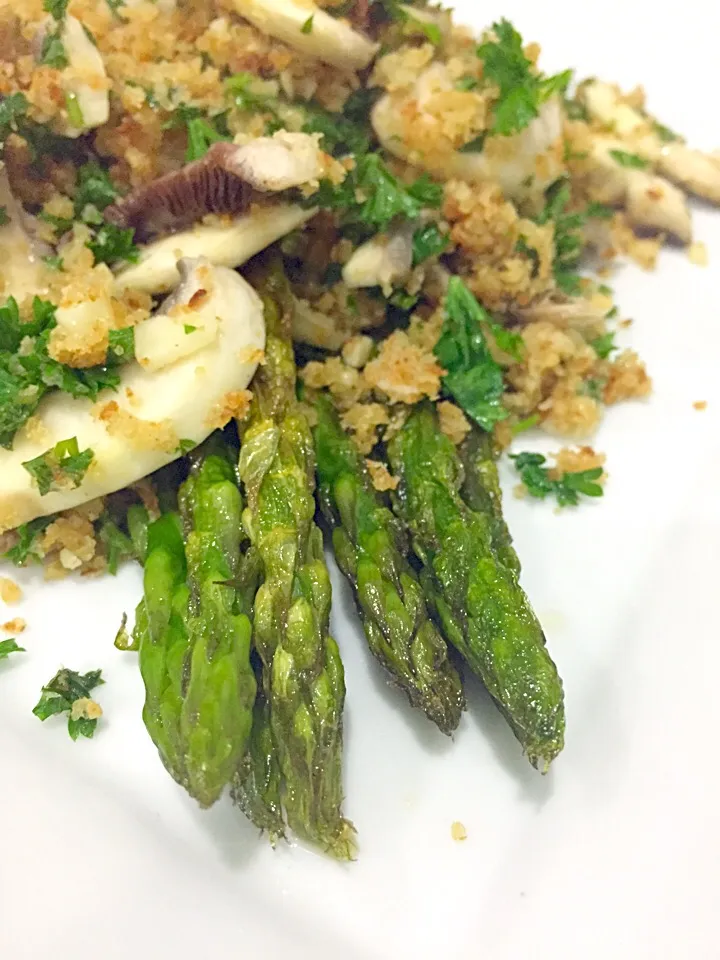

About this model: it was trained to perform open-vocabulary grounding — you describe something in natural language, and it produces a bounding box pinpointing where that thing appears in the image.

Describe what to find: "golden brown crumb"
[300,357,366,411]
[364,331,444,404]
[688,242,709,267]
[365,459,399,492]
[550,446,606,482]
[70,697,103,722]
[451,821,468,842]
[96,401,178,452]
[341,403,389,455]
[205,389,253,429]
[341,335,374,370]
[603,350,652,405]
[693,400,708,411]
[2,617,26,632]
[437,401,471,445]
[0,577,22,604]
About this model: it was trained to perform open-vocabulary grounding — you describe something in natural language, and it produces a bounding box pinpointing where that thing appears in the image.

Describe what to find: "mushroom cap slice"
[371,63,564,203]
[231,0,378,71]
[0,260,265,533]
[105,133,324,241]
[342,226,414,292]
[114,203,316,296]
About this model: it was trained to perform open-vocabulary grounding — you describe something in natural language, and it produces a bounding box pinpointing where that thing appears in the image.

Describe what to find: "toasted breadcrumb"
[2,617,26,632]
[0,578,22,604]
[96,401,178,452]
[550,446,606,482]
[688,242,709,266]
[437,401,471,445]
[70,697,103,721]
[205,389,253,429]
[301,357,366,411]
[693,400,708,411]
[364,331,443,404]
[451,821,467,842]
[341,403,389,455]
[603,350,652,405]
[365,459,399,492]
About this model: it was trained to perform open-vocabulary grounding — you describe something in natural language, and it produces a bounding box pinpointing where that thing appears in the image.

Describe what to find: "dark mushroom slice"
[105,132,326,242]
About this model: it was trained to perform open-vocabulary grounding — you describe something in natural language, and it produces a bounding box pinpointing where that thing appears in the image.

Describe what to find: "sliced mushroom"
[56,15,109,137]
[0,164,50,302]
[371,62,564,204]
[342,224,414,293]
[578,80,720,204]
[231,0,378,71]
[114,203,316,296]
[0,258,265,533]
[581,136,691,243]
[514,297,608,335]
[106,132,325,241]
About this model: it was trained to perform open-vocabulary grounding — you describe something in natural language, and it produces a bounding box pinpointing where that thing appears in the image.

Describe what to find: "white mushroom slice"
[59,15,109,137]
[231,0,378,71]
[371,62,563,203]
[578,80,720,204]
[583,137,691,243]
[292,298,349,351]
[0,259,265,533]
[114,204,316,296]
[515,298,608,335]
[343,226,414,293]
[0,164,49,302]
[230,131,325,191]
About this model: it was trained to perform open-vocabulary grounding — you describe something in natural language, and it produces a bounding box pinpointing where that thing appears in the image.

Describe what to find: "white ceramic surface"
[2,2,720,957]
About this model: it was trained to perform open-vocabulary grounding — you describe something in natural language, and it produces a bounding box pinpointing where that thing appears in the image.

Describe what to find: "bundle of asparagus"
[134,264,564,859]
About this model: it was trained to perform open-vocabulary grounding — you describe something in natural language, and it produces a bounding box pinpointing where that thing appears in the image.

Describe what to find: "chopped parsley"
[42,254,64,270]
[40,32,68,69]
[164,103,231,162]
[477,20,572,136]
[43,0,69,20]
[22,437,95,496]
[652,119,680,144]
[107,326,135,363]
[434,277,522,430]
[74,161,120,213]
[65,92,84,129]
[301,14,314,33]
[512,451,604,506]
[183,324,197,335]
[459,133,486,153]
[177,438,196,455]
[535,179,585,295]
[313,154,442,231]
[87,223,139,265]
[3,517,53,566]
[33,667,104,740]
[302,104,370,157]
[0,638,25,660]
[0,206,8,226]
[342,86,383,125]
[511,413,540,435]
[98,517,135,575]
[456,76,479,91]
[411,222,449,265]
[608,149,649,169]
[590,332,617,360]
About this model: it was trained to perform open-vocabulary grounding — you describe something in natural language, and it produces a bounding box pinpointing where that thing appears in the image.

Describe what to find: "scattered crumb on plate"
[2,618,26,633]
[693,400,708,411]
[688,242,709,267]
[451,821,468,842]
[0,578,22,604]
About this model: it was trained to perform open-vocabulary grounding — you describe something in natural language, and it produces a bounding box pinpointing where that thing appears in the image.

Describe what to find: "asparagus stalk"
[387,406,565,770]
[238,264,354,859]
[459,430,520,578]
[312,392,465,735]
[232,687,285,841]
[138,445,256,807]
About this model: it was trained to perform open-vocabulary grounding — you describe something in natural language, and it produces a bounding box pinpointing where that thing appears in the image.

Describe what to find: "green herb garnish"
[511,451,604,506]
[33,667,104,740]
[590,332,617,359]
[411,222,449,265]
[608,149,649,169]
[22,437,94,496]
[0,638,25,660]
[301,14,314,33]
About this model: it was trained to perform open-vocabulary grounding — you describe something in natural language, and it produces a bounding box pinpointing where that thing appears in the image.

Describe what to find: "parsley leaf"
[33,667,104,740]
[42,254,64,270]
[22,437,94,496]
[107,326,135,363]
[434,277,510,430]
[301,14,314,33]
[342,86,383,125]
[177,438,196,455]
[40,32,68,69]
[98,517,135,575]
[0,206,8,226]
[590,332,617,359]
[3,516,53,566]
[412,222,449,265]
[652,119,679,143]
[609,149,649,169]
[536,179,585,296]
[164,104,231,162]
[477,20,571,136]
[301,104,370,156]
[87,223,139,265]
[74,161,119,213]
[0,638,25,660]
[511,451,604,507]
[43,0,69,20]
[313,154,442,231]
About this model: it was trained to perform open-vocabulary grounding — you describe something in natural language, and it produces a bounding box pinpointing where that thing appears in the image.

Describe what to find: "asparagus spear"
[459,430,520,578]
[387,406,565,769]
[232,687,285,841]
[238,265,354,858]
[312,392,465,735]
[138,446,256,807]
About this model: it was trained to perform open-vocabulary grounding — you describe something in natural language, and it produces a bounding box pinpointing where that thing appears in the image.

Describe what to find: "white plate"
[3,2,720,957]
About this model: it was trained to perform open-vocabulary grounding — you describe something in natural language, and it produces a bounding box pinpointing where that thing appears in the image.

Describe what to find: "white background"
[2,1,720,957]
